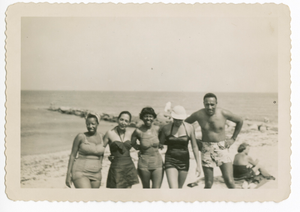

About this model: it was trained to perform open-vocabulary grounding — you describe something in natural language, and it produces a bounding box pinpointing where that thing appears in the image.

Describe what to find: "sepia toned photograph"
[5,3,291,202]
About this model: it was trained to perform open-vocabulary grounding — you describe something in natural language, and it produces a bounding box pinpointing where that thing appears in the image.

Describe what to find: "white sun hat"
[171,105,187,120]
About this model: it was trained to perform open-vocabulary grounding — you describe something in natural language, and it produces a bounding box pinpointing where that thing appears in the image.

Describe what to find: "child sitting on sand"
[233,143,275,181]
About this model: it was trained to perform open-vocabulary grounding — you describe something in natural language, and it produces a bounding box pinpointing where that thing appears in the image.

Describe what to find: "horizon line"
[20,89,278,94]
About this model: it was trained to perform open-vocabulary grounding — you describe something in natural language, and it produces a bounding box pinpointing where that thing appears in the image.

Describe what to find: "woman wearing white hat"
[159,105,201,188]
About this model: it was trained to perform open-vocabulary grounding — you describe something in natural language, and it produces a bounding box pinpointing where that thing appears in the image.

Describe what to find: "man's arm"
[185,111,198,124]
[222,109,243,148]
[222,109,243,141]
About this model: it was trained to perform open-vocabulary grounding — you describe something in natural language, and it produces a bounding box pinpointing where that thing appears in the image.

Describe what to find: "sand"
[21,119,278,189]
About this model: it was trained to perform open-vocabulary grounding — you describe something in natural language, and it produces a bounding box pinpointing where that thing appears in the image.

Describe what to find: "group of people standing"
[65,93,245,189]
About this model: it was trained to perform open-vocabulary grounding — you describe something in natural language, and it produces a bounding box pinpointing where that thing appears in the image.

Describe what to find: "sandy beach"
[21,117,278,189]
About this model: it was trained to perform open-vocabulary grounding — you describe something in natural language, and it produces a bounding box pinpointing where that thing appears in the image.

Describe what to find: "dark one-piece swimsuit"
[106,131,139,188]
[164,122,190,171]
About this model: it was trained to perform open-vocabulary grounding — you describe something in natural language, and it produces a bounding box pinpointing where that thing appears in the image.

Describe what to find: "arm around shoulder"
[131,129,140,150]
[155,125,161,133]
[103,131,111,147]
[184,122,194,135]
[159,125,168,145]
[98,132,104,141]
[185,111,199,124]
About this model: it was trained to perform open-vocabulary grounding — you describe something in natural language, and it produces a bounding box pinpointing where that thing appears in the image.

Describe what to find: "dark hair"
[237,143,250,153]
[86,113,99,124]
[203,93,218,102]
[118,111,132,122]
[139,107,157,119]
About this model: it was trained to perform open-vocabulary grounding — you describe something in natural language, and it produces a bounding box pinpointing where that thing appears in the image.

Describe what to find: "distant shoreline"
[21,116,278,156]
[21,91,278,156]
[21,90,278,94]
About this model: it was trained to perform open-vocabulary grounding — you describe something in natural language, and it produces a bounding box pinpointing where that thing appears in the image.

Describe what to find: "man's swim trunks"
[200,141,231,168]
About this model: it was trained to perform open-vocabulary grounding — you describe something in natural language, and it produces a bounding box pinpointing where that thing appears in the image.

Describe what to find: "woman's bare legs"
[178,170,188,188]
[138,168,164,188]
[166,168,179,188]
[166,168,188,189]
[73,177,92,188]
[151,168,164,188]
[138,168,151,188]
[90,180,101,188]
[252,163,275,179]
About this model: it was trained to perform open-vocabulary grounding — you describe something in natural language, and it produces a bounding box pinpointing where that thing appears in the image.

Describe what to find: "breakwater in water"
[47,104,172,128]
[47,104,276,134]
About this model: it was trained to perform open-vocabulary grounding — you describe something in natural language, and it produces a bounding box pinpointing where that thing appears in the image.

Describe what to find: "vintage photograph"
[5,3,291,201]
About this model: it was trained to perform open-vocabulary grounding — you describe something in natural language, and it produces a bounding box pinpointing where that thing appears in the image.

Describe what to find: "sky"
[21,16,278,92]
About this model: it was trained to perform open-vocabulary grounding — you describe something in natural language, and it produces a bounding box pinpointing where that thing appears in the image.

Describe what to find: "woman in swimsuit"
[103,111,139,188]
[233,143,275,180]
[65,113,105,188]
[131,107,164,188]
[160,105,201,188]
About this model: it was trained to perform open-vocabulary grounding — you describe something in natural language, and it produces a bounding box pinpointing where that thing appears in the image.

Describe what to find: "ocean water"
[21,90,278,155]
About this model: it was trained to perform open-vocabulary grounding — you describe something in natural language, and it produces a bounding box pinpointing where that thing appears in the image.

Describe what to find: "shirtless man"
[185,93,243,188]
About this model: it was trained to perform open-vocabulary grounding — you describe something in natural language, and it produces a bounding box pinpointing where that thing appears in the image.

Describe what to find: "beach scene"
[20,15,278,190]
[21,91,278,189]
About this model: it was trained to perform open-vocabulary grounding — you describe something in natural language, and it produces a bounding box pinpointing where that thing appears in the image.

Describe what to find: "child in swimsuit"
[103,111,139,188]
[131,107,164,188]
[65,113,105,188]
[160,105,201,188]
